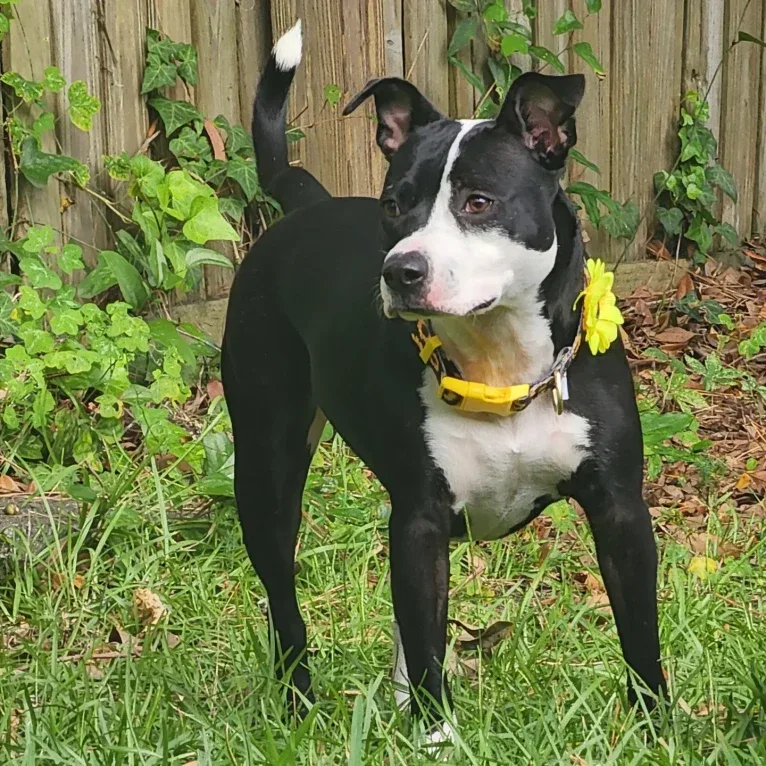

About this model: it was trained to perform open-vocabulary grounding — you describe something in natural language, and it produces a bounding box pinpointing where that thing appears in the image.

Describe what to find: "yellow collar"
[410,259,622,417]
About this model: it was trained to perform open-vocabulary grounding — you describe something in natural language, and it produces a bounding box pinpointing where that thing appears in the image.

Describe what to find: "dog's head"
[343,72,585,319]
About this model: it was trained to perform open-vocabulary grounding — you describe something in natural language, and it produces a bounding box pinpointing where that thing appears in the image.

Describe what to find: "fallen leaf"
[735,472,752,490]
[450,619,513,654]
[654,327,695,344]
[206,379,224,400]
[73,574,85,589]
[0,474,22,493]
[167,632,182,649]
[688,556,718,580]
[675,272,694,300]
[204,119,226,162]
[134,587,169,626]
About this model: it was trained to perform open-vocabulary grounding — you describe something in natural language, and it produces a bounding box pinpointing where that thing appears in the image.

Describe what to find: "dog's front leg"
[389,496,453,731]
[575,489,667,709]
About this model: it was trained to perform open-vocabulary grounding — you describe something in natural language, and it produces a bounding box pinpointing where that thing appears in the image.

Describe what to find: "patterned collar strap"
[410,274,588,417]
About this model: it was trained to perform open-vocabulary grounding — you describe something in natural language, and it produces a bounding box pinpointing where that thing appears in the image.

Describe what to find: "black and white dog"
[222,21,666,741]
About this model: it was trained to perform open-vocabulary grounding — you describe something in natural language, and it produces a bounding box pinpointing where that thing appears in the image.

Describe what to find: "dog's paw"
[416,719,457,760]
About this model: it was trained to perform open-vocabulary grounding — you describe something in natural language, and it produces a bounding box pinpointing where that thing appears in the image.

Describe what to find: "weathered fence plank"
[720,0,764,238]
[99,0,151,190]
[50,1,111,264]
[756,1,766,235]
[4,0,62,255]
[236,0,272,136]
[403,0,449,114]
[611,0,684,262]
[570,0,612,261]
[534,0,568,68]
[190,0,242,299]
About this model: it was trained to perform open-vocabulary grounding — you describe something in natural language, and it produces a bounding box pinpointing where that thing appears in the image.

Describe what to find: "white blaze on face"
[381,119,557,318]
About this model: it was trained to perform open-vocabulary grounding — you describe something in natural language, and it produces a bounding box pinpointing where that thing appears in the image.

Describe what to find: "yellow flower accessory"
[574,258,624,355]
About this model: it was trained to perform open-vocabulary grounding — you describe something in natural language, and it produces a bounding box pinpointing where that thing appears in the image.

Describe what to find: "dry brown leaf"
[207,379,224,400]
[675,272,694,300]
[183,761,200,766]
[654,327,696,344]
[167,632,182,649]
[204,119,226,161]
[585,592,611,612]
[583,572,604,594]
[0,474,22,493]
[450,619,513,654]
[735,472,752,491]
[134,588,169,626]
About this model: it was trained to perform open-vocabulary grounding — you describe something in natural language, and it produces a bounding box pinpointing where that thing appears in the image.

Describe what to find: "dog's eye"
[463,194,492,214]
[381,199,401,217]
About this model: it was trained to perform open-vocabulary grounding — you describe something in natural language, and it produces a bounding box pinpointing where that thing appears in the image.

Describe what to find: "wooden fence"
[2,0,765,304]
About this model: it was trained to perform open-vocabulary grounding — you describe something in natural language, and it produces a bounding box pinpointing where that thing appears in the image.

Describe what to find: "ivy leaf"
[146,29,179,63]
[18,286,47,319]
[219,196,247,222]
[19,136,89,188]
[68,81,101,131]
[715,222,739,247]
[656,206,684,236]
[573,42,605,77]
[23,225,55,253]
[585,0,602,12]
[1,71,44,104]
[100,250,149,309]
[32,386,55,429]
[182,197,239,245]
[323,83,342,106]
[214,115,254,158]
[21,327,55,355]
[226,155,258,201]
[706,164,737,202]
[448,16,478,57]
[166,169,214,218]
[129,155,165,199]
[185,247,234,270]
[528,45,566,73]
[501,33,530,57]
[141,51,178,94]
[569,148,600,174]
[552,9,583,35]
[450,56,485,93]
[0,13,9,41]
[19,256,63,290]
[447,0,475,12]
[43,66,66,93]
[176,43,198,86]
[169,126,213,164]
[104,152,131,181]
[483,2,507,23]
[50,307,84,336]
[32,112,55,141]
[59,243,85,274]
[148,95,203,136]
[686,218,712,254]
[77,254,118,299]
[601,200,639,240]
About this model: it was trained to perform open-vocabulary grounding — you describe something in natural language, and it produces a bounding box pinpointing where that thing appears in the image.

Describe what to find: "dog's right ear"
[343,78,443,159]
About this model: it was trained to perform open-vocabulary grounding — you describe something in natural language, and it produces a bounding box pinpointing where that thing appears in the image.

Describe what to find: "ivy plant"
[654,91,738,262]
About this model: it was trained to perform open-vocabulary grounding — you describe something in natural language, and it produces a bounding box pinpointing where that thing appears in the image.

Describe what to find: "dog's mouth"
[387,297,499,321]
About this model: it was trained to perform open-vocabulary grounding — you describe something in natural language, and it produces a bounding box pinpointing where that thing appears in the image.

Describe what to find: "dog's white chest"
[420,376,590,540]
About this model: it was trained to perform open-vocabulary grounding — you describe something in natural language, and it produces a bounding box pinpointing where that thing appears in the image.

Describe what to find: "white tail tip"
[274,20,302,72]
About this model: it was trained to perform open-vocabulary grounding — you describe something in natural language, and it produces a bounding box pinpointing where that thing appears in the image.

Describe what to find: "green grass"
[1,437,764,764]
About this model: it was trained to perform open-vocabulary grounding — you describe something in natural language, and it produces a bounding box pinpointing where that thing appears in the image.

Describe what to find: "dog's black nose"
[382,251,429,293]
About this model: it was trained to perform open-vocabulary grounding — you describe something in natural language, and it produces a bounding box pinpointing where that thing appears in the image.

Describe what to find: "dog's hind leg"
[222,319,317,713]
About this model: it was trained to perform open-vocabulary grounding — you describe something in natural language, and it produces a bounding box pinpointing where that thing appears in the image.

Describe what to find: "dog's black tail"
[252,20,330,215]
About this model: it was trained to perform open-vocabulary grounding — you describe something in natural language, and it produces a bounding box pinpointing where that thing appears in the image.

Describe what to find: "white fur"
[274,20,302,72]
[381,119,558,319]
[392,621,410,709]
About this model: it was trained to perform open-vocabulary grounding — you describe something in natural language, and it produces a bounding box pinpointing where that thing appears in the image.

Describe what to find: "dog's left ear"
[343,77,444,159]
[497,72,585,169]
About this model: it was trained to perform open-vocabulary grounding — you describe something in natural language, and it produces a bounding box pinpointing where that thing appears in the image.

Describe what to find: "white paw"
[419,719,457,760]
